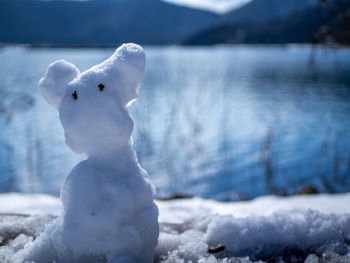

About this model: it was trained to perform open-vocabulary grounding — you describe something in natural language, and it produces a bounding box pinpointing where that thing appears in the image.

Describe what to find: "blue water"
[0,45,349,200]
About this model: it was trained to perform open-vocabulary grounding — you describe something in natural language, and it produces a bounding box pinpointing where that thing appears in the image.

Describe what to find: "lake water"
[0,45,349,200]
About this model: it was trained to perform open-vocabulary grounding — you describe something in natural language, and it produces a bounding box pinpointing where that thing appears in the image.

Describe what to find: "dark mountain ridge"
[184,0,350,45]
[0,0,349,46]
[222,0,319,24]
[0,0,217,46]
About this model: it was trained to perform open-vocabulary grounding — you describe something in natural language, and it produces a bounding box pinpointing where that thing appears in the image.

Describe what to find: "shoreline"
[1,43,350,50]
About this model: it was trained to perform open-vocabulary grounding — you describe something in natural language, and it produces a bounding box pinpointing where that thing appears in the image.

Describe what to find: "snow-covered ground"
[1,192,350,262]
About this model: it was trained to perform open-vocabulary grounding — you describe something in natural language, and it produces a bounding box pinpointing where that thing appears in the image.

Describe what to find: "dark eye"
[72,91,78,100]
[98,84,105,91]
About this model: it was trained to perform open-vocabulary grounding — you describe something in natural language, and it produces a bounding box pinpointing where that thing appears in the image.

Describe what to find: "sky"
[163,0,252,13]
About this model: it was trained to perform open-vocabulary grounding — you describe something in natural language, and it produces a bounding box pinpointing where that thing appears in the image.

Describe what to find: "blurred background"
[0,0,349,201]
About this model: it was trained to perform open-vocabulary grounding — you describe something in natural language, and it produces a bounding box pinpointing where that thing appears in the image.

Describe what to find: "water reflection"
[0,45,349,200]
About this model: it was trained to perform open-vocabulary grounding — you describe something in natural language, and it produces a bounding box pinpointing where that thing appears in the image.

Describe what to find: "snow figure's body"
[36,44,159,262]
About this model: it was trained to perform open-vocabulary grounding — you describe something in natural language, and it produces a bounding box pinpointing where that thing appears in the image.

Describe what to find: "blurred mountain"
[1,0,349,46]
[184,0,350,45]
[0,0,217,46]
[221,0,319,24]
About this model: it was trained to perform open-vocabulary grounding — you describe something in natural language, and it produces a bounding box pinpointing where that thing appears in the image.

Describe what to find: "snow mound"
[0,214,54,263]
[156,210,350,262]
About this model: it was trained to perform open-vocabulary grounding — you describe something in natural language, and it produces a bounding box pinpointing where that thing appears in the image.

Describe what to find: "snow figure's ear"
[38,59,80,110]
[97,43,145,106]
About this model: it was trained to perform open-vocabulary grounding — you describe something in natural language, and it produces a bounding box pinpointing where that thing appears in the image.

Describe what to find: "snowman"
[33,43,159,262]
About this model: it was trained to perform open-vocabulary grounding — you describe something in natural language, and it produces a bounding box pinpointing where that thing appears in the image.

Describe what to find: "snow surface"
[1,193,350,262]
[0,193,62,216]
[27,43,159,262]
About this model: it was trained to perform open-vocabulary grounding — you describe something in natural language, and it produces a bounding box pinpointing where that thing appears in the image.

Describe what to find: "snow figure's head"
[38,44,145,156]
